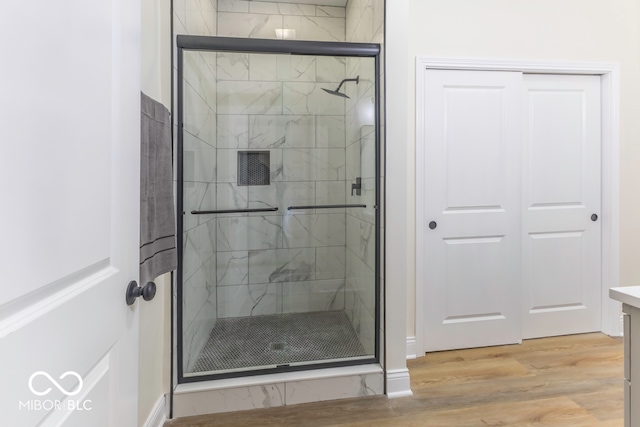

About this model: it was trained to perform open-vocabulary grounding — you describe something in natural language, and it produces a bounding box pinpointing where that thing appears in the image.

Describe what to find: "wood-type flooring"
[166,333,623,426]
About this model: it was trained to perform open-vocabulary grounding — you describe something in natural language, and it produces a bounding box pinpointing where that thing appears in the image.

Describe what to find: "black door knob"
[591,214,598,222]
[126,281,157,306]
[429,221,437,230]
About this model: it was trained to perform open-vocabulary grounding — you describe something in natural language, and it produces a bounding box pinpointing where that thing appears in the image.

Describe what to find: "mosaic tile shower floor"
[192,310,367,373]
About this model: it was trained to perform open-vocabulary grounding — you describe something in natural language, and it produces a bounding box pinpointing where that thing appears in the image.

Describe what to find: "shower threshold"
[190,310,369,375]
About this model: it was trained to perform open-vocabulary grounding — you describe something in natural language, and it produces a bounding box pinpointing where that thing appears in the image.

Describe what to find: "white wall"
[385,0,412,395]
[140,0,172,424]
[404,0,640,342]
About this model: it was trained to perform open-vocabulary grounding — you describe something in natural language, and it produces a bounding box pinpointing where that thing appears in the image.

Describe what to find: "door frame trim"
[414,57,621,356]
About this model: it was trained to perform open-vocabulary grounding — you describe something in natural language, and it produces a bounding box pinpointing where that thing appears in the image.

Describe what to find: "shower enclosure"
[177,36,380,381]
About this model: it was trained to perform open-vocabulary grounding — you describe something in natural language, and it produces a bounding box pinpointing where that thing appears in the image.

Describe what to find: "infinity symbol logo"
[28,371,83,397]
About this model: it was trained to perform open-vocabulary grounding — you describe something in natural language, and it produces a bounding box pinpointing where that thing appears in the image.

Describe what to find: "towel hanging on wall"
[140,92,177,286]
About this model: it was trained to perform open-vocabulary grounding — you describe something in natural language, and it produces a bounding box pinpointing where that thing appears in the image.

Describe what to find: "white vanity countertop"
[610,286,640,309]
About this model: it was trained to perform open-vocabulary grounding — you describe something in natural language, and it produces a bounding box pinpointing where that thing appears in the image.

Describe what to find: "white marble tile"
[183,266,217,372]
[346,214,375,271]
[283,56,317,82]
[174,9,187,36]
[199,0,217,36]
[183,51,202,93]
[316,246,346,280]
[372,0,384,41]
[217,114,249,148]
[346,139,361,182]
[217,0,249,13]
[279,3,316,16]
[249,248,315,284]
[282,279,345,313]
[248,184,277,210]
[185,0,209,36]
[250,2,316,16]
[216,149,239,183]
[247,1,279,15]
[174,0,187,31]
[217,182,248,211]
[183,221,216,282]
[283,213,345,248]
[356,305,376,355]
[316,116,345,148]
[217,251,249,287]
[184,81,216,145]
[269,149,284,182]
[218,81,283,115]
[284,372,383,405]
[183,267,210,323]
[345,248,375,316]
[350,0,374,43]
[202,50,218,80]
[284,82,345,116]
[247,249,276,284]
[315,181,346,205]
[316,5,346,18]
[283,16,345,42]
[277,181,315,209]
[217,215,282,251]
[361,131,376,179]
[316,56,346,83]
[182,182,216,231]
[173,383,285,416]
[249,115,287,148]
[217,283,278,317]
[285,116,315,148]
[218,13,282,39]
[283,148,346,182]
[354,94,376,130]
[183,132,216,182]
[249,53,278,81]
[217,52,249,80]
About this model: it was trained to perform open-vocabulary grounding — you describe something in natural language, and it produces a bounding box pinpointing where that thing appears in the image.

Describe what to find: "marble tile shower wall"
[174,0,219,372]
[211,1,350,320]
[344,0,384,355]
[217,0,346,42]
[214,52,351,318]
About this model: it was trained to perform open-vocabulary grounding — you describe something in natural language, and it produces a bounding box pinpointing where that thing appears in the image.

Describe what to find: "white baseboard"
[143,394,167,427]
[406,336,417,359]
[386,368,413,398]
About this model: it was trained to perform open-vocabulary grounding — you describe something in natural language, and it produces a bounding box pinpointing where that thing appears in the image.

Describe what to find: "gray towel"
[140,92,177,285]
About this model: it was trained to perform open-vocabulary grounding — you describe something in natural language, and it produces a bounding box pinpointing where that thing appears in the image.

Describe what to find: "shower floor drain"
[191,311,368,373]
[270,342,286,351]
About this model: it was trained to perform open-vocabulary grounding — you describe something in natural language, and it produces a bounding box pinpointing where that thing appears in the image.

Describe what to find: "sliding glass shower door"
[177,36,380,381]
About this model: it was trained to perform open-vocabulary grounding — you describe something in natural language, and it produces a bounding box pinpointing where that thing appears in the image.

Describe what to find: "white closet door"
[522,74,602,339]
[422,69,523,351]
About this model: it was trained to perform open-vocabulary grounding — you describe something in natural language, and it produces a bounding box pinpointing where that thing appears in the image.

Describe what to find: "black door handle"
[126,281,156,305]
[591,214,598,222]
[429,221,437,230]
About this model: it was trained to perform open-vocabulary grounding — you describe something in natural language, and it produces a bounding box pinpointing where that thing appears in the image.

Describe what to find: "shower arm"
[335,76,360,92]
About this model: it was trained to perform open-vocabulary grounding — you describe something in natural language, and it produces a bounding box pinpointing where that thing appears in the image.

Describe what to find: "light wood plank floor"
[166,333,623,426]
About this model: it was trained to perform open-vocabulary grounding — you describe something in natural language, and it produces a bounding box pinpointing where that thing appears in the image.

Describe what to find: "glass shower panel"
[180,49,377,379]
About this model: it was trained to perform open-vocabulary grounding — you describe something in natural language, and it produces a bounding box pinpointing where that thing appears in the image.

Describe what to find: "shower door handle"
[192,207,278,215]
[126,280,156,305]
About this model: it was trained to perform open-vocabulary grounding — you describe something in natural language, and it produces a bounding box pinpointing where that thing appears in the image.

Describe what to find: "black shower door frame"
[176,35,381,383]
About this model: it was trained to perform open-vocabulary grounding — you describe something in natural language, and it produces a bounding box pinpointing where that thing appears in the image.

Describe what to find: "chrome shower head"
[322,75,360,99]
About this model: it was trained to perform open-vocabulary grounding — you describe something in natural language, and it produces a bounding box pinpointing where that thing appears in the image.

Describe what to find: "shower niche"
[177,36,380,382]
